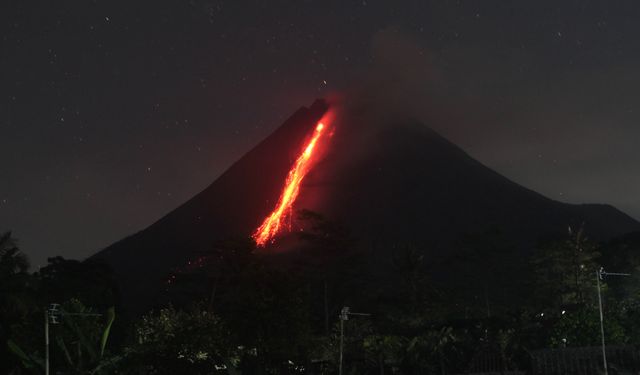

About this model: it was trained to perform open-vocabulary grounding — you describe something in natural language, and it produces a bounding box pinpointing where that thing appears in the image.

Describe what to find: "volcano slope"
[90,99,640,313]
[91,100,329,310]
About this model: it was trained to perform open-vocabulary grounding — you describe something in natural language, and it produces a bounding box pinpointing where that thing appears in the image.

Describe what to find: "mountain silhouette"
[91,99,640,312]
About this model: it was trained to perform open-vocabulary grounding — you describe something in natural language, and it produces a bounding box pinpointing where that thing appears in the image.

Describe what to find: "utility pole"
[45,303,61,375]
[596,267,630,375]
[44,303,102,375]
[338,306,370,375]
[44,309,49,375]
[339,309,344,375]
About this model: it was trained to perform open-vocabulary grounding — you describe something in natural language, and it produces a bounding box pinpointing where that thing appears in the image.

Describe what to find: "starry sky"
[2,0,640,268]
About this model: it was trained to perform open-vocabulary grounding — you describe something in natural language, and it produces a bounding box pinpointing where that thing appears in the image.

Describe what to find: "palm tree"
[0,231,32,374]
[0,231,29,276]
[0,231,31,317]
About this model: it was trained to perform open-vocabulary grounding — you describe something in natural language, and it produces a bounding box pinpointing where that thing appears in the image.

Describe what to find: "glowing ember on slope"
[253,120,330,246]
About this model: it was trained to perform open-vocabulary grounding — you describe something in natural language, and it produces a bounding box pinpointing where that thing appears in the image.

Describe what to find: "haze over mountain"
[91,99,640,311]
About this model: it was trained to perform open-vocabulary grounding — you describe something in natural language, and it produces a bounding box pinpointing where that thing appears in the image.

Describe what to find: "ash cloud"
[337,28,447,131]
[330,27,640,220]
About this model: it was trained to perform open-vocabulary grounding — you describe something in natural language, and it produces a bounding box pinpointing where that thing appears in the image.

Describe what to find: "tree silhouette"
[0,231,29,276]
[0,231,33,374]
[531,225,600,309]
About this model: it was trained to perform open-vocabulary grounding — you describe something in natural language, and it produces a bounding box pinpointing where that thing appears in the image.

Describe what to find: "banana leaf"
[100,307,115,358]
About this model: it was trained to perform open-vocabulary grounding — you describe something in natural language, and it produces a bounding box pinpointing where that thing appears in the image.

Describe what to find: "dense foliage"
[3,222,640,374]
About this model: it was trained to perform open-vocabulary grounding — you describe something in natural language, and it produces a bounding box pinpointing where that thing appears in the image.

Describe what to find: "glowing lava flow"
[253,121,328,246]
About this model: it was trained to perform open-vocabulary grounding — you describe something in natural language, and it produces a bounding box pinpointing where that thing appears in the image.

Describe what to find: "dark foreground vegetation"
[3,220,640,374]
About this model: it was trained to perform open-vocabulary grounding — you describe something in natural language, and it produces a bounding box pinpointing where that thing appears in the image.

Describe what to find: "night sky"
[2,0,640,268]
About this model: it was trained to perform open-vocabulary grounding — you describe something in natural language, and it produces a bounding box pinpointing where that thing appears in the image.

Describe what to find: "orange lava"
[253,120,329,246]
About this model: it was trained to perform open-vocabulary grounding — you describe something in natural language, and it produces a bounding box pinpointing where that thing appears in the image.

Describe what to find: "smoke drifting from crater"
[338,28,443,130]
[331,27,640,221]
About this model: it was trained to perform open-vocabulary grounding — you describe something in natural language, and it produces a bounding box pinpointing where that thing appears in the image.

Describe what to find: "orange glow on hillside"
[253,118,330,247]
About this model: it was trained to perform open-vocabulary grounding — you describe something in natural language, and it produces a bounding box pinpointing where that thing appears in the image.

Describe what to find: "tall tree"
[0,231,29,275]
[0,231,34,374]
[531,225,600,310]
[297,209,360,335]
[121,304,237,375]
[37,257,118,310]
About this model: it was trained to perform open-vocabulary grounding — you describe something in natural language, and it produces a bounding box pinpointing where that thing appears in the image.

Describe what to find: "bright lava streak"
[253,121,328,247]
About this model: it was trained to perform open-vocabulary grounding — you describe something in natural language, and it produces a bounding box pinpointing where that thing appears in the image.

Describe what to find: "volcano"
[91,99,640,311]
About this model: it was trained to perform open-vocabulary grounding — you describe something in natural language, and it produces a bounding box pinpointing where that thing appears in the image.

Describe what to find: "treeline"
[3,220,640,374]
